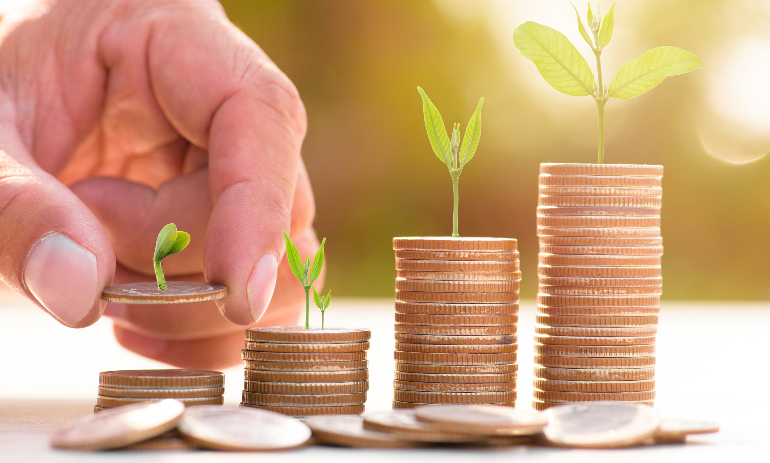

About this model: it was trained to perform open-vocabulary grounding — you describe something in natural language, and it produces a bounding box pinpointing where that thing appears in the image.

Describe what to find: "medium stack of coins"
[95,370,225,412]
[534,163,662,411]
[393,237,521,409]
[241,327,371,418]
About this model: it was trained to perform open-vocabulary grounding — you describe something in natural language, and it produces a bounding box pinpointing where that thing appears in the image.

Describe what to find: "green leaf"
[312,287,323,309]
[282,231,305,284]
[571,3,593,48]
[598,3,615,48]
[513,21,596,97]
[308,238,325,284]
[324,289,331,310]
[586,4,593,28]
[154,223,178,261]
[166,232,190,256]
[417,87,451,166]
[304,256,311,278]
[458,97,483,168]
[608,46,704,99]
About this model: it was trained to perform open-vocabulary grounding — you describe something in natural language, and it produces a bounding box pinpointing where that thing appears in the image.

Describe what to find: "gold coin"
[538,266,661,278]
[243,369,368,383]
[396,362,517,375]
[535,314,658,327]
[99,370,224,389]
[395,313,519,326]
[394,352,517,365]
[395,372,517,384]
[394,250,519,261]
[102,282,227,304]
[539,246,663,256]
[535,344,655,357]
[243,341,370,353]
[538,186,662,197]
[535,326,657,337]
[538,276,662,287]
[395,279,520,293]
[396,271,521,281]
[537,306,659,317]
[535,334,655,346]
[539,236,663,247]
[537,227,661,238]
[241,350,366,362]
[537,216,660,228]
[535,355,656,369]
[539,163,663,177]
[96,396,223,408]
[245,327,371,343]
[539,195,663,208]
[537,294,660,307]
[395,324,517,336]
[51,400,185,451]
[242,392,366,406]
[534,379,655,392]
[396,291,519,304]
[540,401,660,448]
[97,386,224,399]
[396,342,517,354]
[539,254,661,266]
[243,359,367,371]
[395,333,517,345]
[306,415,426,448]
[534,390,655,402]
[243,380,368,395]
[394,390,516,404]
[538,175,661,187]
[654,418,719,442]
[537,206,661,217]
[413,404,548,436]
[177,405,312,451]
[539,286,663,296]
[393,237,518,252]
[395,302,518,315]
[396,260,519,272]
[241,403,365,417]
[363,410,487,443]
[394,381,515,393]
[535,366,654,381]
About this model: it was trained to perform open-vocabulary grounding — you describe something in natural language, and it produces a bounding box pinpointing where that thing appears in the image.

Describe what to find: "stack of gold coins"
[534,163,662,411]
[241,327,371,418]
[95,370,225,412]
[392,237,521,409]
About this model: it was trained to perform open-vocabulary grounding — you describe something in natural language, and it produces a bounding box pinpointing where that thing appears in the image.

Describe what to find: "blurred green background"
[221,0,770,300]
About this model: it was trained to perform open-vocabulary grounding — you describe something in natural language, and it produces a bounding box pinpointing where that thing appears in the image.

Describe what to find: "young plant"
[313,288,331,330]
[153,223,190,291]
[418,86,484,237]
[282,231,325,329]
[513,3,704,163]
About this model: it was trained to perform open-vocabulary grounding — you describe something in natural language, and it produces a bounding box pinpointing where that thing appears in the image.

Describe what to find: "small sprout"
[153,223,190,291]
[282,231,325,329]
[312,287,331,330]
[417,86,484,237]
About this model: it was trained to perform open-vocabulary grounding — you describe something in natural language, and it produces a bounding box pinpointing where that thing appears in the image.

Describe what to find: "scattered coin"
[413,404,546,436]
[396,291,519,304]
[534,379,655,392]
[395,313,519,326]
[396,342,517,354]
[244,327,371,343]
[242,359,367,372]
[540,402,660,448]
[177,405,312,451]
[395,259,519,272]
[394,381,515,393]
[654,418,720,443]
[241,350,366,362]
[241,404,365,417]
[395,279,519,293]
[363,410,483,443]
[51,399,185,451]
[306,415,427,448]
[96,395,224,408]
[99,370,224,389]
[396,271,521,281]
[395,302,519,315]
[97,386,225,399]
[243,380,369,395]
[394,351,517,365]
[102,282,227,304]
[393,237,518,252]
[534,367,655,381]
[394,250,519,261]
[119,437,193,451]
[243,341,370,353]
[242,392,367,406]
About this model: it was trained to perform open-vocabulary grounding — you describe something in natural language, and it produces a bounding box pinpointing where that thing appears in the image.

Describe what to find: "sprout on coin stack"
[387,89,521,409]
[512,4,703,409]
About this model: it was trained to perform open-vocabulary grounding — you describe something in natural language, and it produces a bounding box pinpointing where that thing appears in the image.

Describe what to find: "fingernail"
[23,234,98,326]
[247,254,278,323]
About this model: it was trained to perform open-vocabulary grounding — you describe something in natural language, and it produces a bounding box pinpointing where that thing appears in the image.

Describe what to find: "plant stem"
[321,310,325,330]
[154,260,167,291]
[451,171,460,237]
[303,287,310,329]
[593,34,606,164]
[596,99,606,164]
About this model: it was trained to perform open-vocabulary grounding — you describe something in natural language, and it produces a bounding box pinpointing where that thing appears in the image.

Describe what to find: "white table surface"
[0,295,767,462]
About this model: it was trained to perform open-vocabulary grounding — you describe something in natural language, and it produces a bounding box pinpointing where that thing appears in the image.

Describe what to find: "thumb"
[0,150,115,327]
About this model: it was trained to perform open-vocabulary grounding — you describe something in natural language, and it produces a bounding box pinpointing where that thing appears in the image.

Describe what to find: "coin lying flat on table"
[98,386,225,399]
[243,342,370,353]
[241,403,365,417]
[51,399,185,451]
[119,437,193,451]
[393,237,518,252]
[363,410,483,443]
[245,327,371,343]
[653,418,720,443]
[178,405,312,451]
[99,370,224,389]
[541,402,660,448]
[102,282,227,304]
[414,404,548,436]
[306,415,427,448]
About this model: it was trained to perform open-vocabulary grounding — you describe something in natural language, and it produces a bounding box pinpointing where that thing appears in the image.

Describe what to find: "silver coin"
[542,402,660,448]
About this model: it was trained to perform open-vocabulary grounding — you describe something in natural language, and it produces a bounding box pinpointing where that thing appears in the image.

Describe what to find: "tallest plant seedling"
[283,231,325,329]
[513,3,704,163]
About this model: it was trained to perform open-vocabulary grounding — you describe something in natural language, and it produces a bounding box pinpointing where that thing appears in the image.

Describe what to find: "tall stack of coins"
[95,370,225,412]
[534,163,662,411]
[392,237,521,409]
[241,327,371,418]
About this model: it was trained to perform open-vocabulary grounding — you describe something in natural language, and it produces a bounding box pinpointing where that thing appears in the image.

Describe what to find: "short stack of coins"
[95,370,225,412]
[392,237,521,409]
[534,163,662,411]
[241,327,371,418]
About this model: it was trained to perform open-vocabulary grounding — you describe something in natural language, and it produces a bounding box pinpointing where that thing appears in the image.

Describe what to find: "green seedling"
[153,223,190,291]
[282,231,325,329]
[313,288,331,330]
[513,3,704,163]
[418,86,484,237]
